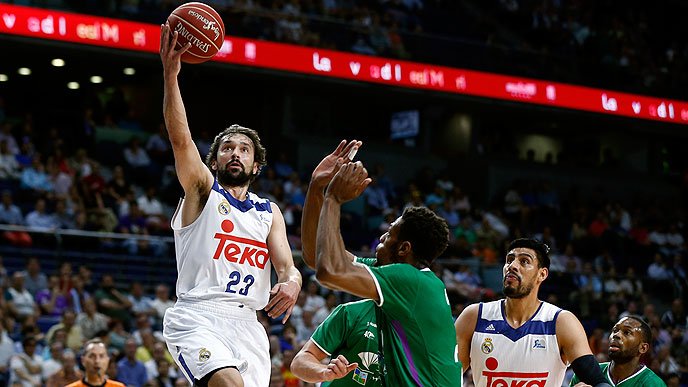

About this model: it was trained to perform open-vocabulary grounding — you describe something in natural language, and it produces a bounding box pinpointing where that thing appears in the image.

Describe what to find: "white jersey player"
[469,300,566,387]
[160,23,301,387]
[456,238,612,387]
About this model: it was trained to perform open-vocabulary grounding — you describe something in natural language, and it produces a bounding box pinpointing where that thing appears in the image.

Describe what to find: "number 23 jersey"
[171,180,273,310]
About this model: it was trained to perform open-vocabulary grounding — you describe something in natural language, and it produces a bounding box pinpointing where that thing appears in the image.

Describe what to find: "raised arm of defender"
[301,140,361,269]
[160,23,214,226]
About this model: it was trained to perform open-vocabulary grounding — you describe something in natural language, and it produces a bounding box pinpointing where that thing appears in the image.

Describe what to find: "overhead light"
[18,67,31,75]
[51,58,65,67]
[123,67,136,75]
[90,76,103,84]
[67,82,80,90]
[0,74,7,82]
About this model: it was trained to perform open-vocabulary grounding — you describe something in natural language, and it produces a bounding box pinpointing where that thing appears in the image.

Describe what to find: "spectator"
[0,140,20,179]
[661,298,686,330]
[123,137,152,185]
[149,284,174,329]
[41,341,64,380]
[0,190,32,247]
[35,275,70,318]
[5,271,39,322]
[136,185,167,233]
[108,320,131,354]
[94,274,133,329]
[116,338,147,387]
[25,198,59,231]
[151,358,175,387]
[69,274,90,314]
[9,335,43,387]
[45,309,84,352]
[20,155,54,195]
[47,157,73,199]
[45,350,82,387]
[0,121,19,155]
[0,313,15,386]
[77,298,110,340]
[104,165,134,215]
[647,253,672,281]
[145,123,172,166]
[20,258,48,297]
[127,282,155,318]
[143,341,178,381]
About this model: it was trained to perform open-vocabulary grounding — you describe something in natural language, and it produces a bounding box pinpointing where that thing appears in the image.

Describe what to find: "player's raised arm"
[302,140,361,269]
[160,24,213,200]
[315,161,376,299]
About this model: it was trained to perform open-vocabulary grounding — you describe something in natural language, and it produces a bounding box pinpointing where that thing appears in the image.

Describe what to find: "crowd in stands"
[0,102,687,385]
[13,0,688,98]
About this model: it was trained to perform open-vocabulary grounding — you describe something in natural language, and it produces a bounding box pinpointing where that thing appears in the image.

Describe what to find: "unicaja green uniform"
[363,262,462,386]
[570,362,666,386]
[311,299,382,387]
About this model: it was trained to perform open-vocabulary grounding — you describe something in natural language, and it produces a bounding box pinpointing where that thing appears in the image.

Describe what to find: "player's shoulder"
[65,381,84,387]
[456,302,481,323]
[105,379,127,387]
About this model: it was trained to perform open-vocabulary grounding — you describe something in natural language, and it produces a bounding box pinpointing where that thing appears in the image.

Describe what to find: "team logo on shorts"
[199,348,211,362]
[481,338,494,354]
[218,200,231,215]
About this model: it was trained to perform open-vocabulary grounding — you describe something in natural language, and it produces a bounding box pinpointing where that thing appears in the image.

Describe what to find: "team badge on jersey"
[481,338,494,354]
[199,348,211,362]
[352,368,369,385]
[218,200,231,215]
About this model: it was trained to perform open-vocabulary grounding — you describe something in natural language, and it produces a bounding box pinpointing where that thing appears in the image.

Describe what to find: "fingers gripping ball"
[167,2,225,64]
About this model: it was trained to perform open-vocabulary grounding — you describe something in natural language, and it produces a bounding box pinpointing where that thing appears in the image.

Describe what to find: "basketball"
[167,2,225,64]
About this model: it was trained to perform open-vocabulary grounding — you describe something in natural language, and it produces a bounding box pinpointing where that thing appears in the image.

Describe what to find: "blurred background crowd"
[1,0,688,386]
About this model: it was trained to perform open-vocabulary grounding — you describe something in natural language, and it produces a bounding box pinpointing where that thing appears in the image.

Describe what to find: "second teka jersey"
[170,180,273,310]
[470,300,567,387]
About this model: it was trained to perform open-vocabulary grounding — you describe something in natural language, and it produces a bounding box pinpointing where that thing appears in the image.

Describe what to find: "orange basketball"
[167,2,225,64]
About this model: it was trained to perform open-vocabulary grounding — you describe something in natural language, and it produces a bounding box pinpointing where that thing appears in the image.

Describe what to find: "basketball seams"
[169,16,220,55]
[175,17,221,52]
[183,5,225,37]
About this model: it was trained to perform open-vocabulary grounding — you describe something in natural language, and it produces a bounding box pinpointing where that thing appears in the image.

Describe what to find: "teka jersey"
[470,300,567,387]
[170,180,273,310]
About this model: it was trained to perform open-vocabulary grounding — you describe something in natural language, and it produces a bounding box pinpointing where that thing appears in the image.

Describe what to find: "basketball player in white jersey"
[159,24,301,387]
[455,238,612,387]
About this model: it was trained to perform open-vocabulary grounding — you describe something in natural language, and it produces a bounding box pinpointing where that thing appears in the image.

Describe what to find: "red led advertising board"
[1,3,687,125]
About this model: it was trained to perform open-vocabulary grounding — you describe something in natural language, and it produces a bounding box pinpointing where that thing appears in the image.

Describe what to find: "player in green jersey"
[301,146,462,386]
[570,315,666,387]
[291,299,381,386]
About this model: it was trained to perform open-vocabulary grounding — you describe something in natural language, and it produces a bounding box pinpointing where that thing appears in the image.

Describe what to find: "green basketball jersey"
[311,299,382,387]
[570,362,666,386]
[366,262,463,387]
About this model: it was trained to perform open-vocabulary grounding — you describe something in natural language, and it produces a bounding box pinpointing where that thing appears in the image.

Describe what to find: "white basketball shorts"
[163,299,270,386]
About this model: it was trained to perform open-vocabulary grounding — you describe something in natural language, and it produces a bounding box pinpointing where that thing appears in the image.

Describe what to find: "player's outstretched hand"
[321,355,358,382]
[265,280,300,324]
[159,23,191,79]
[311,140,362,189]
[325,161,371,204]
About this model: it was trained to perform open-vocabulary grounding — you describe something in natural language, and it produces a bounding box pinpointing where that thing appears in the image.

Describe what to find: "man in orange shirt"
[67,339,125,387]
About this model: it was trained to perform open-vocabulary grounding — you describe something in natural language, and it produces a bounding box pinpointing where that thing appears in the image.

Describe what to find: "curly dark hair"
[204,124,267,181]
[398,206,449,264]
[507,238,551,269]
